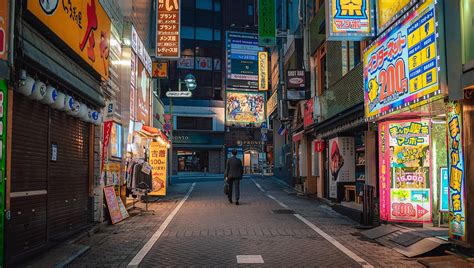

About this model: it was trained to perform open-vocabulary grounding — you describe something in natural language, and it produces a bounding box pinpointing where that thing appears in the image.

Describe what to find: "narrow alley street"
[67,176,420,267]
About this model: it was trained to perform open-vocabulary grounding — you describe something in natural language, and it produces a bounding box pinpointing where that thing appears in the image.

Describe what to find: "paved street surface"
[69,175,421,267]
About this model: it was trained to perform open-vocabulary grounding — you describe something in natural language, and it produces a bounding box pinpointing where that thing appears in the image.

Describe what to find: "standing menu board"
[104,186,129,224]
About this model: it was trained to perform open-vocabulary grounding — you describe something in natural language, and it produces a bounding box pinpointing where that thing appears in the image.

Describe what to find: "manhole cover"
[271,209,295,214]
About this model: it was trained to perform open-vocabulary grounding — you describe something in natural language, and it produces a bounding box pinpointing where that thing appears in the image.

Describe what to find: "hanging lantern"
[41,85,58,105]
[51,91,65,110]
[62,95,74,112]
[77,103,88,120]
[67,99,81,116]
[18,75,35,96]
[29,80,47,101]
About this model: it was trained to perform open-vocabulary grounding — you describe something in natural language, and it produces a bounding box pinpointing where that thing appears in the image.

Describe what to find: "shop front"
[363,0,450,227]
[5,0,109,264]
[173,131,225,173]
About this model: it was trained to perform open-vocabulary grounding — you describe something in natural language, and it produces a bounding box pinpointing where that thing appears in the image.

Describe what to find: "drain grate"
[271,209,295,214]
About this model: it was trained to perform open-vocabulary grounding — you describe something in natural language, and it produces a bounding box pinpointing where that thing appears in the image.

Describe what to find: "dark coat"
[224,156,243,179]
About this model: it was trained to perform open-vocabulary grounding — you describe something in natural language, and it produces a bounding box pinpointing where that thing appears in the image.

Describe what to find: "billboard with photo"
[226,32,264,90]
[226,92,265,125]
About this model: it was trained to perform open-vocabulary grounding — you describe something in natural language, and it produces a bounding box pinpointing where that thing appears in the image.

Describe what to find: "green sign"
[258,0,276,47]
[0,80,7,265]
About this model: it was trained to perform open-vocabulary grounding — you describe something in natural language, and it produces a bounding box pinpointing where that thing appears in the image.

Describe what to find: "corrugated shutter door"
[6,93,49,261]
[48,109,90,239]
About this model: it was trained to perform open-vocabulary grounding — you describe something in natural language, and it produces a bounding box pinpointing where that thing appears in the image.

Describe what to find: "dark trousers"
[227,178,241,201]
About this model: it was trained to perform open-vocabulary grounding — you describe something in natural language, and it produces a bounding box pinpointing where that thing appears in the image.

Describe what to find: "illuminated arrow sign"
[166,91,192,98]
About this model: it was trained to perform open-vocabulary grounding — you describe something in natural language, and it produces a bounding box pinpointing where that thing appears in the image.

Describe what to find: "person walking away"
[225,149,243,205]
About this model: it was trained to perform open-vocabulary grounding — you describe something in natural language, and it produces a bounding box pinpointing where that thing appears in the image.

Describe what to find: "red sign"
[314,140,325,152]
[0,0,8,61]
[101,121,113,171]
[304,98,314,128]
[156,0,180,59]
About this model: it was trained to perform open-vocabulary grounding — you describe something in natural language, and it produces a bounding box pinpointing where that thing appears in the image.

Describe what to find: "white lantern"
[77,103,88,119]
[62,95,74,112]
[88,110,99,123]
[41,86,57,105]
[51,91,65,110]
[67,99,81,116]
[29,80,47,101]
[18,75,35,96]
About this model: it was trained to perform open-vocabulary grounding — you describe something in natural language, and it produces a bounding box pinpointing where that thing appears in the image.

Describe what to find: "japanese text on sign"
[149,142,168,196]
[326,0,374,40]
[156,0,180,58]
[447,102,466,241]
[364,0,440,120]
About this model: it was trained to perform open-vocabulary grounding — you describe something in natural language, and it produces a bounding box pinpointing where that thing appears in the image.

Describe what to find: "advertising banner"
[326,0,375,40]
[258,0,276,46]
[0,0,8,61]
[137,61,151,126]
[258,52,269,91]
[156,0,180,59]
[131,26,152,75]
[226,92,265,125]
[304,98,314,128]
[149,142,168,196]
[329,137,355,183]
[379,120,432,223]
[446,101,466,241]
[266,90,278,118]
[364,0,440,120]
[226,32,264,90]
[196,57,212,70]
[376,0,417,34]
[110,123,122,159]
[101,121,113,172]
[27,0,111,78]
[178,56,194,69]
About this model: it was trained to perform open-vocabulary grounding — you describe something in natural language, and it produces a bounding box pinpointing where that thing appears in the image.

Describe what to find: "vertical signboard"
[258,0,276,46]
[149,142,168,196]
[226,32,264,90]
[379,120,432,223]
[0,80,7,264]
[326,0,375,40]
[364,0,440,120]
[329,137,355,199]
[156,0,181,59]
[137,61,151,126]
[446,101,466,241]
[152,62,169,78]
[303,98,314,128]
[27,0,111,78]
[266,90,278,118]
[0,0,8,61]
[258,52,268,91]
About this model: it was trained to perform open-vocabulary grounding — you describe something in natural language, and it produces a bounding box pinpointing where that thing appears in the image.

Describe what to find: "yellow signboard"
[27,0,111,79]
[326,0,374,40]
[266,90,278,118]
[149,142,167,196]
[258,52,268,91]
[152,62,169,78]
[377,0,416,33]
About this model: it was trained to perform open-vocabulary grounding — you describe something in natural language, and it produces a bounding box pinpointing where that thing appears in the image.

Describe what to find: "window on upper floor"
[341,41,362,76]
[196,27,213,41]
[248,4,254,16]
[313,42,327,96]
[181,26,195,39]
[214,0,221,12]
[177,116,213,130]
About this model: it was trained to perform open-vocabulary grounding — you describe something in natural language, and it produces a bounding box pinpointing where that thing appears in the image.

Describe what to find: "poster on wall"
[137,61,151,126]
[149,142,167,196]
[376,0,417,34]
[27,0,111,78]
[226,32,264,90]
[446,101,466,241]
[379,120,432,223]
[226,147,244,161]
[329,137,355,183]
[325,0,375,40]
[104,162,121,186]
[364,0,441,120]
[225,92,265,125]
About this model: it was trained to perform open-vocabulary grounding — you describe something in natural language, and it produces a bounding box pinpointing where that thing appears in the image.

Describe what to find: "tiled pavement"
[68,176,421,267]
